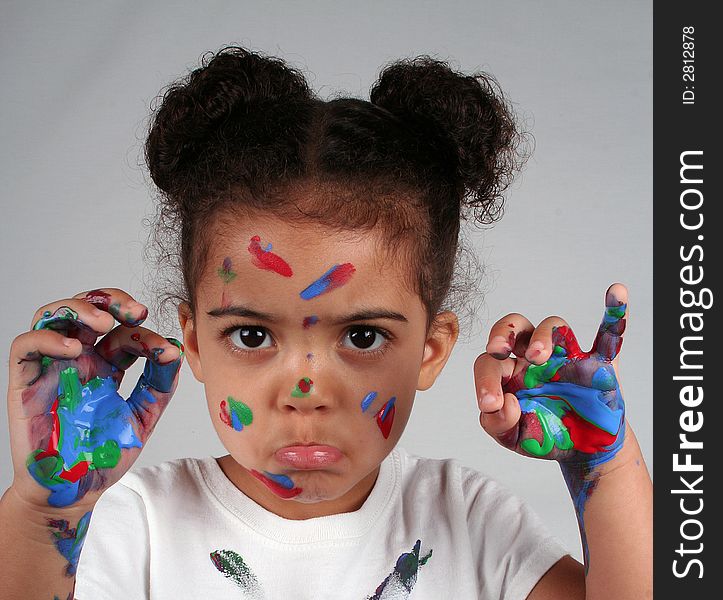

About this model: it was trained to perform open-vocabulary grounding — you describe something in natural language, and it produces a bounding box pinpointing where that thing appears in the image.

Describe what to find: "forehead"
[198,213,418,312]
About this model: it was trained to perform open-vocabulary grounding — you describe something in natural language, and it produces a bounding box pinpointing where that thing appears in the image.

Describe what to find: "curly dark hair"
[143,46,529,333]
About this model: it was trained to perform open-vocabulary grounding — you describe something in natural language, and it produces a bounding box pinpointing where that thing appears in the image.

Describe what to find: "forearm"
[0,486,94,600]
[560,422,653,600]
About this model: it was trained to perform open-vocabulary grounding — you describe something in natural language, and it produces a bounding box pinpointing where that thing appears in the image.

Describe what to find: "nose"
[280,375,333,414]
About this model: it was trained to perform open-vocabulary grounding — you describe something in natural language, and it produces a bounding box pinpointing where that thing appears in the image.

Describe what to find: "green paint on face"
[218,258,238,284]
[227,396,253,427]
[523,345,567,388]
[291,377,313,398]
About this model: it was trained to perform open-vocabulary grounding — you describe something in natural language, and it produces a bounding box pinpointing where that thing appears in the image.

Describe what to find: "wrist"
[1,485,95,541]
[559,420,643,483]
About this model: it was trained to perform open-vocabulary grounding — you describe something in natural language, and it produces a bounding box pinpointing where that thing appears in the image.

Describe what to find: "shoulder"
[396,445,514,508]
[111,456,213,501]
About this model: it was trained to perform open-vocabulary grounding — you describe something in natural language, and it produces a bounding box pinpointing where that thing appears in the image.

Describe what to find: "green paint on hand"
[523,345,567,388]
[92,440,121,468]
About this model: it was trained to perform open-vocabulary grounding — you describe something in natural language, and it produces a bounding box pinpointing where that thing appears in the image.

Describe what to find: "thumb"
[126,338,184,440]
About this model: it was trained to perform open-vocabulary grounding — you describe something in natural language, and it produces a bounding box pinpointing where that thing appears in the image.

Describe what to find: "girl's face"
[179,213,458,519]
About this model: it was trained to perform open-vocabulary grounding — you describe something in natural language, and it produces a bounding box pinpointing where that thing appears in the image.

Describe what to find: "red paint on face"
[375,402,396,439]
[248,235,293,277]
[297,378,312,393]
[249,469,303,498]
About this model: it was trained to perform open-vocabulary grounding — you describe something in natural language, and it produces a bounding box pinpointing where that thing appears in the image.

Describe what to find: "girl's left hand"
[473,283,628,466]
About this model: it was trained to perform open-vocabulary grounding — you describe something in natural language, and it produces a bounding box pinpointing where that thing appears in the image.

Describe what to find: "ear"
[178,301,205,383]
[417,311,459,391]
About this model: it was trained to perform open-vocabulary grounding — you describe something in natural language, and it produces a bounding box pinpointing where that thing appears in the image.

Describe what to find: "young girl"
[0,46,652,599]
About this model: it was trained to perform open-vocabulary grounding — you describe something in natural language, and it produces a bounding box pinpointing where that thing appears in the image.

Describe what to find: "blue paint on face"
[300,266,336,299]
[262,471,294,489]
[361,391,378,412]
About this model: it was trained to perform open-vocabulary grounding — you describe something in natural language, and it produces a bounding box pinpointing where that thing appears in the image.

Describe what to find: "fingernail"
[526,341,545,358]
[63,337,75,347]
[489,335,511,351]
[478,393,498,411]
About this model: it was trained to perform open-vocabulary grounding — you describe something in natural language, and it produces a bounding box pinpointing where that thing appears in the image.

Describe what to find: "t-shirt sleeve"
[460,466,569,600]
[74,478,150,600]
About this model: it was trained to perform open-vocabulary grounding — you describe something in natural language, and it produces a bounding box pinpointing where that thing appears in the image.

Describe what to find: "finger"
[95,326,181,371]
[73,288,148,328]
[124,338,184,441]
[485,313,534,360]
[525,316,583,365]
[479,392,522,439]
[473,353,515,412]
[592,282,628,361]
[31,301,116,346]
[8,329,82,390]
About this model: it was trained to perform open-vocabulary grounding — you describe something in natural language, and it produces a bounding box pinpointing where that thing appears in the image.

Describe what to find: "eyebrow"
[206,304,408,325]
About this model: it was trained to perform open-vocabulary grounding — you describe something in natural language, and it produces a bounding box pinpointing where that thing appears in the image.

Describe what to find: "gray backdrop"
[0,0,652,561]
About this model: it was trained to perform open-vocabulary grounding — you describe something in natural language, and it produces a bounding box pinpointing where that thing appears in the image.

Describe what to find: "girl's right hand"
[5,288,183,512]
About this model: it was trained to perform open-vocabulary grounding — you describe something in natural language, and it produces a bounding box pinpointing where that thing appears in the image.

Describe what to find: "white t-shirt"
[74,446,568,600]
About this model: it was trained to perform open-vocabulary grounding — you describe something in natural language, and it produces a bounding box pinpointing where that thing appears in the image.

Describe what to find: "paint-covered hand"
[6,288,184,510]
[473,283,627,466]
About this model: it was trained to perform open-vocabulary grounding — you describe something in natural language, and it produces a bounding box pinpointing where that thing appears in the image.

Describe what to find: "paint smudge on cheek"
[302,315,319,328]
[247,235,293,277]
[219,396,254,431]
[47,510,93,576]
[306,353,313,361]
[249,469,303,498]
[375,396,396,439]
[210,549,262,596]
[299,263,355,300]
[291,377,313,398]
[360,391,378,413]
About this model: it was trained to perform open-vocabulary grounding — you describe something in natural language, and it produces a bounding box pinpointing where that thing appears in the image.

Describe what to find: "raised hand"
[6,288,183,510]
[473,283,627,466]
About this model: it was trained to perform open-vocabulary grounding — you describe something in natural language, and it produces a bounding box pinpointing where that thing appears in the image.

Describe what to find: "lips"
[274,444,343,469]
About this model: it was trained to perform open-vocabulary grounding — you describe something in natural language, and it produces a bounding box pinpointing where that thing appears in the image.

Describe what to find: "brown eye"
[229,326,273,350]
[343,326,385,351]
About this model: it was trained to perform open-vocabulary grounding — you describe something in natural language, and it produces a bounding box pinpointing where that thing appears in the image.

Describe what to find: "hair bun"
[145,46,314,199]
[370,55,526,224]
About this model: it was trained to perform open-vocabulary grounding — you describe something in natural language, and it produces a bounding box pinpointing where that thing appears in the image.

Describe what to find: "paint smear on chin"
[247,236,293,277]
[249,469,303,498]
